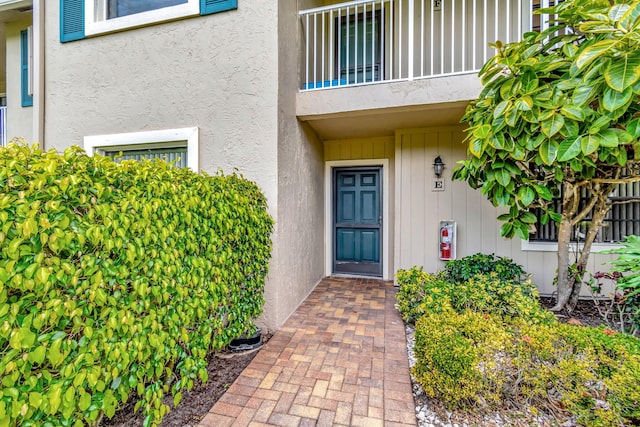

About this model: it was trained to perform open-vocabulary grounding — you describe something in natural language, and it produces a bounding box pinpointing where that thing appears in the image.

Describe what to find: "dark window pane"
[108,0,188,19]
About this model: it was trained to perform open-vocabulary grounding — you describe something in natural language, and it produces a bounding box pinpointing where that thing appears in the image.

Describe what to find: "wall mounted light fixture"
[433,155,445,178]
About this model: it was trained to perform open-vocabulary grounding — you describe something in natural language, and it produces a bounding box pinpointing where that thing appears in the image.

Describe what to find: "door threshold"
[330,273,383,279]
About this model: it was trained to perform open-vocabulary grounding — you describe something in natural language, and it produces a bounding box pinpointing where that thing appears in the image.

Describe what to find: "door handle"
[378,216,382,225]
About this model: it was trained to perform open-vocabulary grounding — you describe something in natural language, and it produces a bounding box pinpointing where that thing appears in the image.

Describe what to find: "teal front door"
[334,167,382,276]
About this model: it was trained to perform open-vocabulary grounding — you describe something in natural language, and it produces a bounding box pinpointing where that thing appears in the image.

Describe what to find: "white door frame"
[325,159,390,280]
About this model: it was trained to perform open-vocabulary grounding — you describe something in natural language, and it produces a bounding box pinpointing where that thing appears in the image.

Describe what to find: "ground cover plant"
[397,254,640,426]
[0,144,273,426]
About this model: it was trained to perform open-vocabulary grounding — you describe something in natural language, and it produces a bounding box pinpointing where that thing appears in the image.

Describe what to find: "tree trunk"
[552,216,574,311]
[566,193,611,310]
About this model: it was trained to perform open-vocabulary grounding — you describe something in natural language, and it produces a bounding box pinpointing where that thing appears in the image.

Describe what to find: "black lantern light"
[433,156,445,178]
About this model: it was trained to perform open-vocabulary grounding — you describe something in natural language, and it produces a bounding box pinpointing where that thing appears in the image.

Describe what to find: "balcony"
[300,0,547,91]
[297,0,551,138]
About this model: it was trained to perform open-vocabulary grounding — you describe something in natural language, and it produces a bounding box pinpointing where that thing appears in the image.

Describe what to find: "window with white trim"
[60,0,238,42]
[85,0,199,36]
[84,127,199,171]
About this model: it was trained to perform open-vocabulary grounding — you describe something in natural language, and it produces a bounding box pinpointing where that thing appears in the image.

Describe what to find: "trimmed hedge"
[396,265,553,325]
[0,144,273,426]
[397,255,640,426]
[414,310,640,426]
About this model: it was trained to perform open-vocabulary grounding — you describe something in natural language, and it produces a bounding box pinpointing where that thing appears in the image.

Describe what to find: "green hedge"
[0,144,273,426]
[398,256,640,426]
[396,265,553,325]
[414,310,640,426]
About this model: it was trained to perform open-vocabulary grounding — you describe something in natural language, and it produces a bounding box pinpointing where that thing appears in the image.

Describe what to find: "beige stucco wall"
[5,16,32,142]
[42,2,313,330]
[268,1,326,329]
[395,126,617,297]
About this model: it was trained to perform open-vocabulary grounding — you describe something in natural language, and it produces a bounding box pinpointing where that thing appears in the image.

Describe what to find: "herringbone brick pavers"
[198,277,416,427]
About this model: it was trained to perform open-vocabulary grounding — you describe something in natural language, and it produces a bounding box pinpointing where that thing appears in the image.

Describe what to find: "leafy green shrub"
[395,267,450,323]
[413,311,640,426]
[396,266,553,324]
[607,235,640,334]
[0,144,273,426]
[444,253,527,284]
[413,307,510,406]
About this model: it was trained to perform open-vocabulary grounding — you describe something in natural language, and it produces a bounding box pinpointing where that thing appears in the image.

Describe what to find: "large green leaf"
[517,186,536,207]
[572,83,598,106]
[604,51,640,91]
[495,168,511,186]
[602,86,633,112]
[574,40,618,72]
[598,129,619,147]
[581,135,599,155]
[620,2,640,28]
[493,100,511,119]
[473,124,492,139]
[539,140,558,165]
[609,4,631,22]
[560,104,586,121]
[558,136,582,161]
[521,70,539,93]
[469,138,485,157]
[541,115,565,137]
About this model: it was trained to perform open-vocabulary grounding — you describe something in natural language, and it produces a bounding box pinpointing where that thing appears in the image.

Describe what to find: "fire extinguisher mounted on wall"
[439,220,456,261]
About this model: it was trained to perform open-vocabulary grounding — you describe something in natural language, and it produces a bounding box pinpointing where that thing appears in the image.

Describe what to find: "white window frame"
[84,127,199,172]
[521,240,621,253]
[85,0,200,36]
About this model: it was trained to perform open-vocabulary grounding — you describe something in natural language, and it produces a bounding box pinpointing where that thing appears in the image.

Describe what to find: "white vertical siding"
[395,126,617,297]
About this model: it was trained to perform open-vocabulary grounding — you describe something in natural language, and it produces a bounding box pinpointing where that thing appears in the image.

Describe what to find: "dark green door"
[334,168,382,276]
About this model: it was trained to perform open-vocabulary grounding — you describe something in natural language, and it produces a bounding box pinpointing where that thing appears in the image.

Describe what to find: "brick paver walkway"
[198,276,416,427]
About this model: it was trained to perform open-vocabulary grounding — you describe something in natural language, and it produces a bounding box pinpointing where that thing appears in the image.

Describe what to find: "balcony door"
[337,10,381,84]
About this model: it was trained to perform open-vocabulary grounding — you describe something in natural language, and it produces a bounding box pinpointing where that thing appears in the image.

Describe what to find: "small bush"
[0,144,273,426]
[413,312,640,426]
[444,253,527,284]
[395,267,450,323]
[396,266,553,325]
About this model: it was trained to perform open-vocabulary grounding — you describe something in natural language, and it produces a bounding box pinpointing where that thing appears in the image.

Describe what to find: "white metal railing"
[0,107,6,147]
[300,0,541,91]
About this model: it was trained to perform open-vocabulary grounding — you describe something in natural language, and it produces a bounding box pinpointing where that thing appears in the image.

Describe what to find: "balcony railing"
[0,107,6,147]
[300,0,545,91]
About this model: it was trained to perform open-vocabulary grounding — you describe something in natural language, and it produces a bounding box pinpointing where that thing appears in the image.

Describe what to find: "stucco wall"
[395,126,618,297]
[269,1,326,329]
[44,2,289,327]
[5,16,32,142]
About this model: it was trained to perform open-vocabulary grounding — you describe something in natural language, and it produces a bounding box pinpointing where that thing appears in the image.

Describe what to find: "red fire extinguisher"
[440,225,451,260]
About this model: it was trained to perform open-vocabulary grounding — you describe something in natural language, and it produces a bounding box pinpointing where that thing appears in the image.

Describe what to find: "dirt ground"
[101,349,258,427]
[539,296,611,328]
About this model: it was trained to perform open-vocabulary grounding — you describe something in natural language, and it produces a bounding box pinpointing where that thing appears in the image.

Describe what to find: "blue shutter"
[200,0,237,16]
[60,0,85,42]
[20,30,33,108]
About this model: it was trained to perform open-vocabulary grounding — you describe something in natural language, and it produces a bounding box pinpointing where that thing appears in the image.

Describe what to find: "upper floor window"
[60,0,237,42]
[105,0,188,19]
[86,0,199,36]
